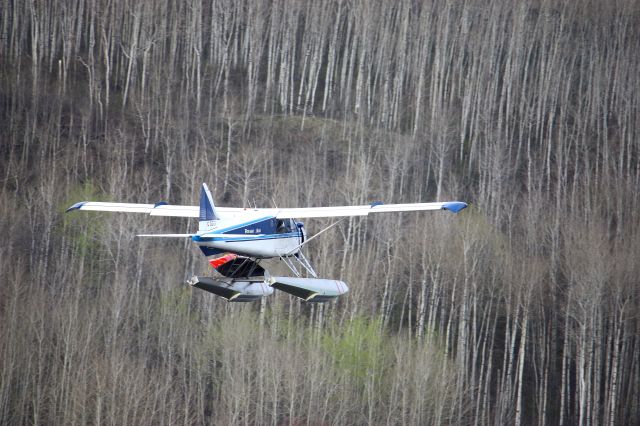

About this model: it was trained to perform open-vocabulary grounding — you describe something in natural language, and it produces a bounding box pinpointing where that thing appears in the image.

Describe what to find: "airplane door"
[275,219,297,253]
[296,222,305,245]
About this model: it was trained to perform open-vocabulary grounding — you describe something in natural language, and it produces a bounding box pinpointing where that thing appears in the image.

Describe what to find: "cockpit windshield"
[276,218,296,234]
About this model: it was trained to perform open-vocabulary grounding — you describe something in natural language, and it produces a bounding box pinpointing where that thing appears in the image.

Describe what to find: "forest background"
[1,0,639,424]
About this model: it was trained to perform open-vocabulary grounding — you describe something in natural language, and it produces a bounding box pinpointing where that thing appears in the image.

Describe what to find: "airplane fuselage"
[192,215,305,258]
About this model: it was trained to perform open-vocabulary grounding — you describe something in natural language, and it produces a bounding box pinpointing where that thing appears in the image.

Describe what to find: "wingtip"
[65,201,86,212]
[442,201,468,213]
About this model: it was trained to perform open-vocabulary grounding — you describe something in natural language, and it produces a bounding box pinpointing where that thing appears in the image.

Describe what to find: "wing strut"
[278,250,318,278]
[277,218,348,278]
[285,217,348,256]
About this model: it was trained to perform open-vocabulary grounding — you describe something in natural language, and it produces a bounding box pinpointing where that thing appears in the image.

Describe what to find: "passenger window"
[276,219,295,233]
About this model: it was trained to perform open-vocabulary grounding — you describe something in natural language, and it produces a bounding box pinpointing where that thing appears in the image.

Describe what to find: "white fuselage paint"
[194,213,304,258]
[195,234,302,258]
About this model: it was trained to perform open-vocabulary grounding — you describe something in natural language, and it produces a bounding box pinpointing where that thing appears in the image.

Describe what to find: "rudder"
[199,183,219,231]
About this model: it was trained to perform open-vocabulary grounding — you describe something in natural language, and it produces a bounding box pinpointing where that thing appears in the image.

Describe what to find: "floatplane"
[67,184,467,302]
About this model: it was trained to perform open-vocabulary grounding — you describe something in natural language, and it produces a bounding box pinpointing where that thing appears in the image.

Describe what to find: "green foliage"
[57,182,111,273]
[322,316,389,388]
[59,182,108,238]
[158,286,193,318]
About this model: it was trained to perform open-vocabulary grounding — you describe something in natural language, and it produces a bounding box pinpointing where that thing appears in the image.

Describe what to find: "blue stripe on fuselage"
[209,216,276,234]
[194,232,299,243]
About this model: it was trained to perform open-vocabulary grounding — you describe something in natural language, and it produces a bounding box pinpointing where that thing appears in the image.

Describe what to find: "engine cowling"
[188,276,273,302]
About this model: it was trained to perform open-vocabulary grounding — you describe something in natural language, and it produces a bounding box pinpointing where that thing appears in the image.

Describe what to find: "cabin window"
[276,219,295,234]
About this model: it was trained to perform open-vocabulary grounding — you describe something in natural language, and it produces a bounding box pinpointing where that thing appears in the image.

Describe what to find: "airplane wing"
[65,202,243,217]
[274,201,467,219]
[66,201,467,219]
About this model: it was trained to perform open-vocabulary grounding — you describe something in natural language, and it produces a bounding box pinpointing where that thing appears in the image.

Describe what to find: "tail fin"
[199,183,219,231]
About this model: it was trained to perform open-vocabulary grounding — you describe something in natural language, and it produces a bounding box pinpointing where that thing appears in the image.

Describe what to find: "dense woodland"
[1,0,640,424]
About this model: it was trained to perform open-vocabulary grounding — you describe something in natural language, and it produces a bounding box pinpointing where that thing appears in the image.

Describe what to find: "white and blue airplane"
[67,184,467,303]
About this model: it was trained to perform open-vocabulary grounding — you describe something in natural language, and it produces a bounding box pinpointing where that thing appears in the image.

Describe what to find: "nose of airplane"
[296,221,306,242]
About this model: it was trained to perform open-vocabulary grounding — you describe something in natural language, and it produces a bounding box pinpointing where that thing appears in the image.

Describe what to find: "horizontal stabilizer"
[136,234,194,238]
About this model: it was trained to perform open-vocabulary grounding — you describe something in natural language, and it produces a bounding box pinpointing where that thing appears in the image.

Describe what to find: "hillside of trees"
[1,0,639,424]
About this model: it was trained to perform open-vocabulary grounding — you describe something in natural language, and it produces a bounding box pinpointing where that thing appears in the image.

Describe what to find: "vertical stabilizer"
[199,183,219,231]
